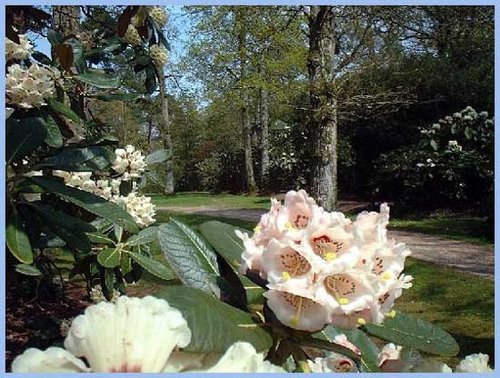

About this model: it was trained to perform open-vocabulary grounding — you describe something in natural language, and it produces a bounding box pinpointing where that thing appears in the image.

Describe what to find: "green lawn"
[150,192,271,209]
[152,193,492,246]
[153,210,494,365]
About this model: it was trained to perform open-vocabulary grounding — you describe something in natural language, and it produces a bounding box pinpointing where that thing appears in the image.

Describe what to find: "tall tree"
[307,6,337,211]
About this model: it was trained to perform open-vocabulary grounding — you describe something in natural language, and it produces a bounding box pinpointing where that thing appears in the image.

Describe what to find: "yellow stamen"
[325,252,337,261]
[285,221,295,230]
[339,298,349,305]
[253,225,261,233]
[357,318,367,325]
[282,272,291,280]
[389,310,397,318]
[291,316,300,327]
[381,271,392,280]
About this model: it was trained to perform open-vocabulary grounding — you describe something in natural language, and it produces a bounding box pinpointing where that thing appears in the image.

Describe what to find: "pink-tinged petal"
[307,353,358,373]
[265,287,330,331]
[11,347,89,373]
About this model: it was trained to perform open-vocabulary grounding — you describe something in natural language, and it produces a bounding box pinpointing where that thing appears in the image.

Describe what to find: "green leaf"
[86,232,115,245]
[6,117,47,163]
[464,127,473,139]
[46,222,92,254]
[430,139,438,151]
[47,30,63,47]
[6,210,34,264]
[89,93,142,101]
[16,264,42,276]
[29,204,96,233]
[48,99,81,123]
[30,176,139,233]
[75,71,120,89]
[199,221,265,303]
[154,286,272,353]
[32,51,52,65]
[43,115,63,148]
[97,247,121,268]
[126,226,159,246]
[39,146,114,171]
[363,312,459,357]
[128,251,175,281]
[158,219,220,297]
[317,326,380,372]
[65,38,85,73]
[145,149,171,165]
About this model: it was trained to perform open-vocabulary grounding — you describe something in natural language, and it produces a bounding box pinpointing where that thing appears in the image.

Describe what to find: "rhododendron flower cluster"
[236,190,412,332]
[112,145,147,180]
[6,35,33,61]
[12,296,284,373]
[54,146,155,228]
[149,44,168,68]
[147,6,168,27]
[6,63,57,108]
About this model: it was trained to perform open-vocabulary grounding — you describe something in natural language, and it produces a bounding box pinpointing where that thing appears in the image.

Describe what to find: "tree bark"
[157,71,175,195]
[307,6,338,211]
[260,86,270,186]
[236,9,257,192]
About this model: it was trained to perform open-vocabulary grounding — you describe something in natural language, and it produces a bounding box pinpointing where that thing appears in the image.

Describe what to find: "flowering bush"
[373,106,493,213]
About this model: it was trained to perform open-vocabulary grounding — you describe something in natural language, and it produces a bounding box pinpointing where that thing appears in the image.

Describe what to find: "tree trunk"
[236,10,257,192]
[157,71,175,195]
[307,6,338,211]
[260,86,270,186]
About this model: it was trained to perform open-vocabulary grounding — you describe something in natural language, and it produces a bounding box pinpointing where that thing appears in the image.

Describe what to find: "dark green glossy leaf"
[29,204,96,232]
[154,286,272,353]
[126,226,158,246]
[39,146,114,171]
[97,247,121,268]
[43,115,63,148]
[86,232,115,245]
[16,264,42,276]
[363,312,459,357]
[6,210,34,264]
[30,176,139,233]
[6,117,47,163]
[45,222,92,253]
[199,221,265,304]
[158,219,220,297]
[32,51,52,65]
[128,250,175,281]
[48,99,81,123]
[75,71,120,89]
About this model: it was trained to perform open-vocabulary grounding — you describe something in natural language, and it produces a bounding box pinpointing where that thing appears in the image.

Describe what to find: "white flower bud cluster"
[116,192,156,228]
[111,145,147,181]
[53,145,155,228]
[237,190,412,332]
[147,6,168,27]
[6,63,57,108]
[123,24,142,46]
[149,44,168,68]
[6,35,33,61]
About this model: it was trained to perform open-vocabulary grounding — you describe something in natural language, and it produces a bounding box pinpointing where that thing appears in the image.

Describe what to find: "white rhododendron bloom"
[150,44,168,67]
[117,192,156,228]
[448,140,463,152]
[112,145,147,180]
[12,296,283,373]
[237,190,412,331]
[455,353,493,373]
[6,35,33,61]
[6,63,57,108]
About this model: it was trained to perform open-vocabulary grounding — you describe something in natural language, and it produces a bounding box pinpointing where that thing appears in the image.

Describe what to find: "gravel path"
[157,204,494,280]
